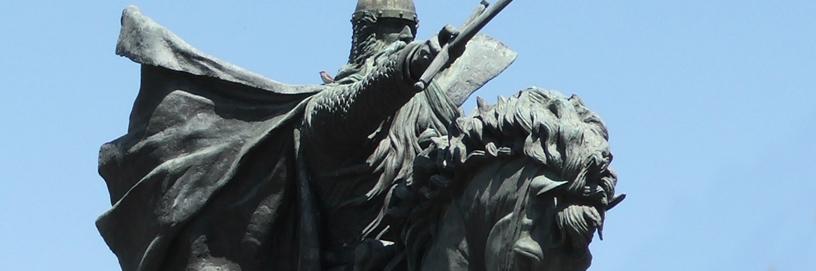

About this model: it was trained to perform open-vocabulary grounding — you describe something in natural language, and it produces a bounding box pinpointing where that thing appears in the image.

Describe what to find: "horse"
[386,88,624,271]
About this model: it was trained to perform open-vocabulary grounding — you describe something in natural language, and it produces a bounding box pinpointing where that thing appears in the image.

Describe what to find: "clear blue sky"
[1,1,814,270]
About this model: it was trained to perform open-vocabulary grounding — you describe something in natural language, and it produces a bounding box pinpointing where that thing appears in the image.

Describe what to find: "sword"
[413,0,515,92]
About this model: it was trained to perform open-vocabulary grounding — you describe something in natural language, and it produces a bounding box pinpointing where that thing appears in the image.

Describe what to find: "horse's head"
[404,88,623,270]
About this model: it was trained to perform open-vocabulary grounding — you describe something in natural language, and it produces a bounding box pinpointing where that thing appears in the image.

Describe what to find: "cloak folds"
[98,6,516,271]
[98,7,325,271]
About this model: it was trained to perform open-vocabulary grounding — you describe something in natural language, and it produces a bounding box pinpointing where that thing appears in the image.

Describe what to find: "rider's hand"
[409,25,461,80]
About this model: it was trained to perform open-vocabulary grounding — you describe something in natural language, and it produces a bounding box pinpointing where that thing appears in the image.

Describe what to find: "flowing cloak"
[97,6,516,271]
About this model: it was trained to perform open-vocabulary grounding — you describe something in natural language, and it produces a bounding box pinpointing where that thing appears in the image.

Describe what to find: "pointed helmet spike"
[353,0,418,23]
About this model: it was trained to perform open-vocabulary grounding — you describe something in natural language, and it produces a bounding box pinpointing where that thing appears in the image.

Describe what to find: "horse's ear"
[530,176,567,196]
[606,194,626,210]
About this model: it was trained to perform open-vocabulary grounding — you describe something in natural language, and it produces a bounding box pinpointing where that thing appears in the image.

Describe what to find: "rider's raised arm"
[303,42,424,145]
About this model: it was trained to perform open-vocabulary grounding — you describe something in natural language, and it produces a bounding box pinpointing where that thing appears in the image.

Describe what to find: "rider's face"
[373,18,417,44]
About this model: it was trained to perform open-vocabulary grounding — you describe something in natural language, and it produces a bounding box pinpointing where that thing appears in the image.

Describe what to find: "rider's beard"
[335,32,391,82]
[351,33,390,65]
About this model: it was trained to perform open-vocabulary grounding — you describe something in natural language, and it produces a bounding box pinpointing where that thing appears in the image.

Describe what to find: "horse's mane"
[398,88,620,267]
[413,88,615,199]
[456,88,612,191]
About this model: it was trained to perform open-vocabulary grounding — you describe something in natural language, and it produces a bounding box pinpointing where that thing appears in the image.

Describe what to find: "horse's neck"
[453,157,539,225]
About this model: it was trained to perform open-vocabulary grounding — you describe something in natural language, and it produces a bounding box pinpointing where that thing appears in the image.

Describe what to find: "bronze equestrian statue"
[97,1,622,270]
